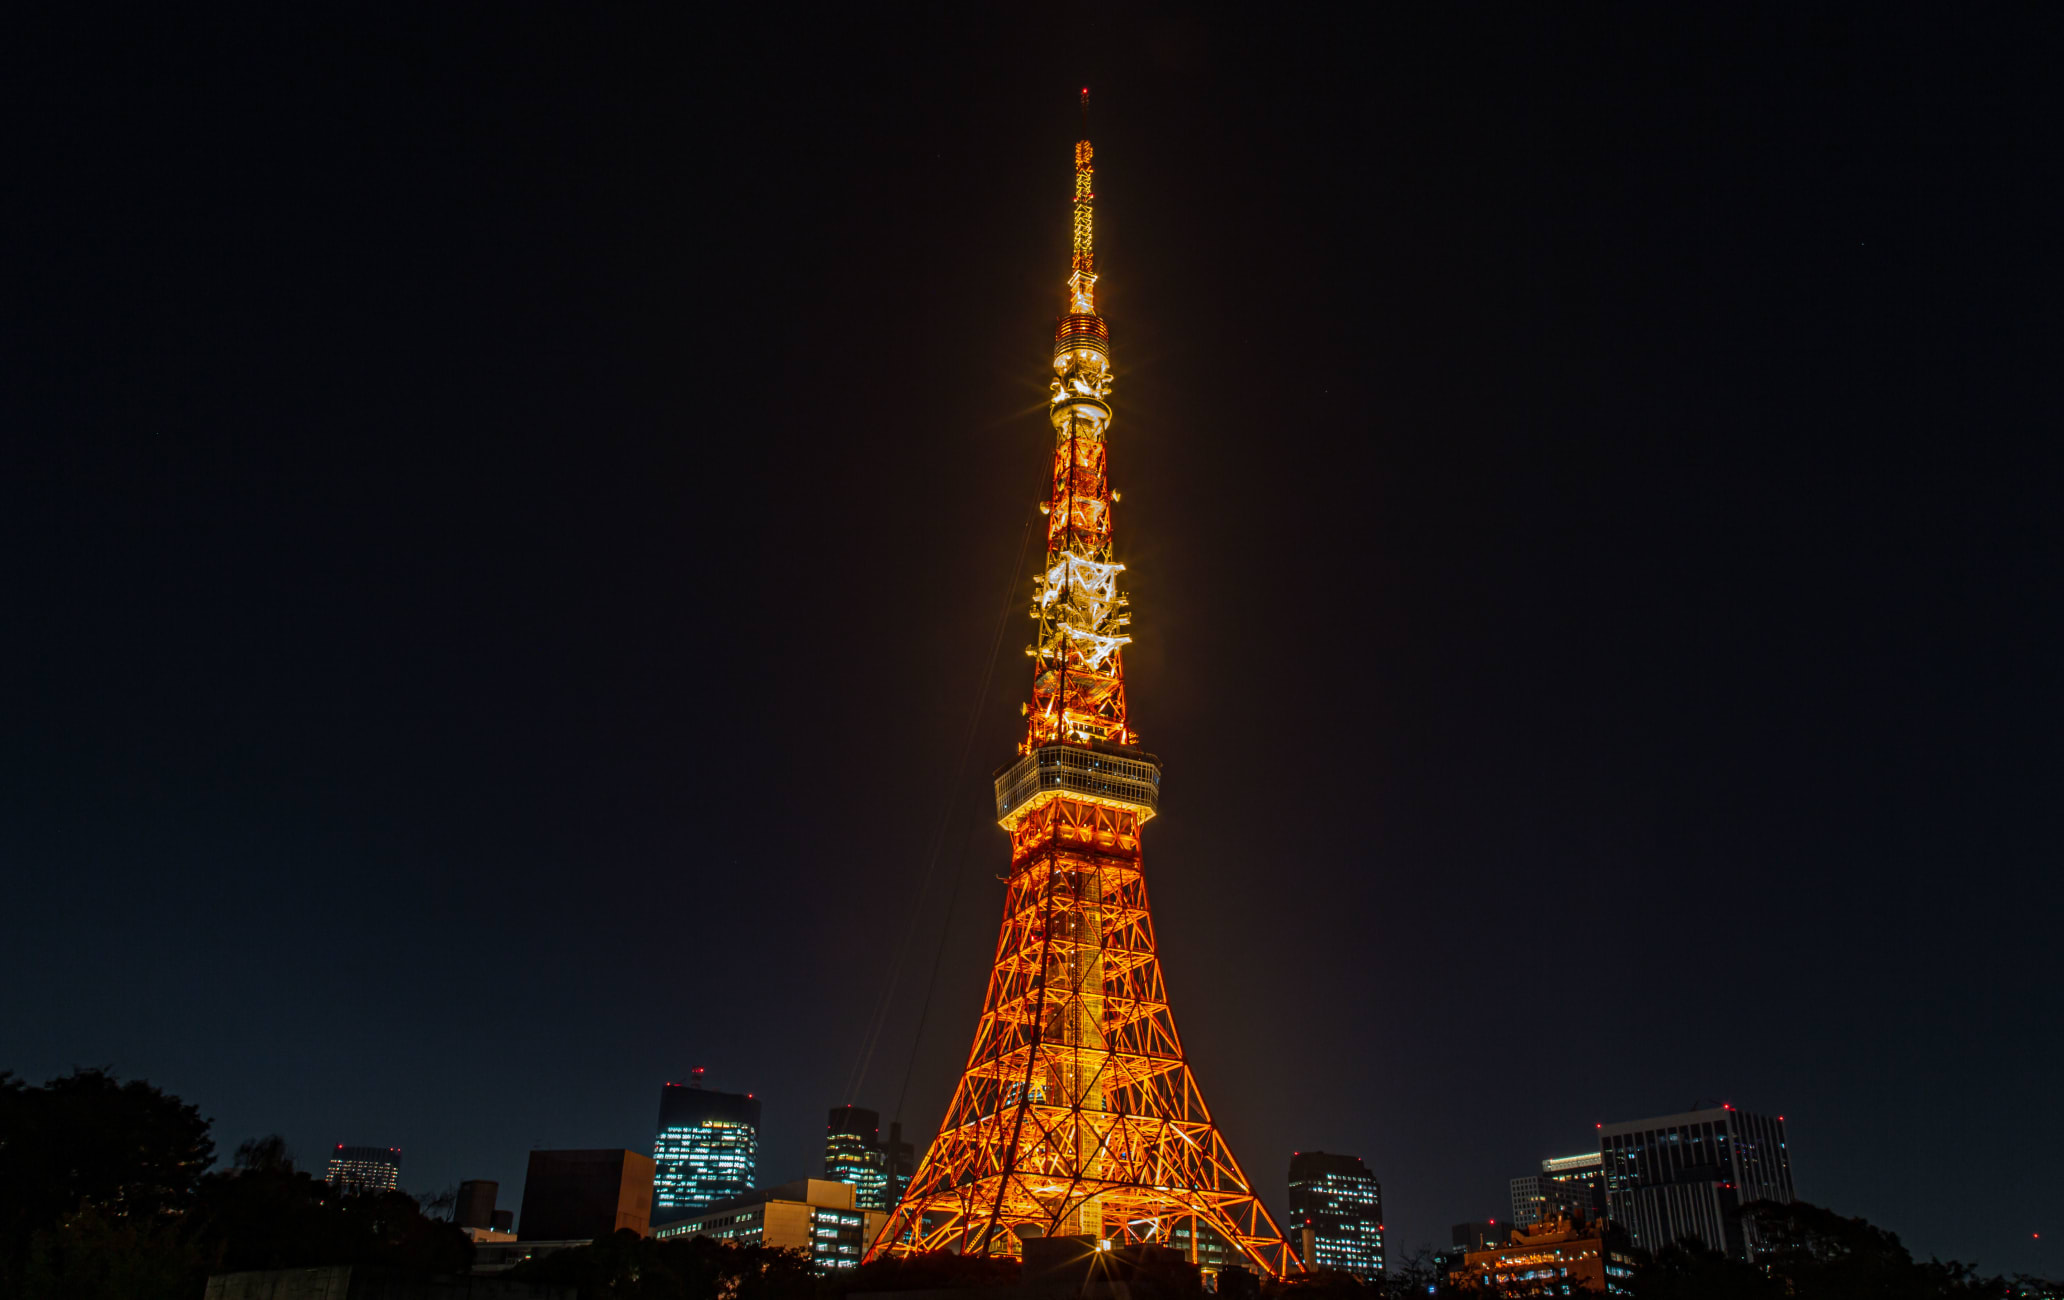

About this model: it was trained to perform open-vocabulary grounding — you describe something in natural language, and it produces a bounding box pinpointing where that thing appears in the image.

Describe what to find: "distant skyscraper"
[1512,1151,1605,1226]
[1543,1151,1607,1214]
[1600,1106,1794,1259]
[883,1120,915,1207]
[652,1072,760,1221]
[1509,1174,1592,1227]
[823,1106,891,1211]
[1286,1151,1385,1280]
[325,1144,401,1194]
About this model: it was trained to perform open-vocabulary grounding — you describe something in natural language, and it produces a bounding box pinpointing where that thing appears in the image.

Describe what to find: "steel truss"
[869,799,1299,1277]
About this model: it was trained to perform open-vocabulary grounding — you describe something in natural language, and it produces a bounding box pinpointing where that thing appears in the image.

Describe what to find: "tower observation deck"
[866,91,1301,1281]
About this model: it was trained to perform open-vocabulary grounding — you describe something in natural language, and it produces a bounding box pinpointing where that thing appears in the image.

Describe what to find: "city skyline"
[3,5,2057,1281]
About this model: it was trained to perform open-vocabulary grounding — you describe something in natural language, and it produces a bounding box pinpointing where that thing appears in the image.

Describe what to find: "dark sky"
[5,3,2060,1277]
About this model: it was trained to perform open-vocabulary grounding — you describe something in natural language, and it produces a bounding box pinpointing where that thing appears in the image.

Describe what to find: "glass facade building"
[652,1079,761,1221]
[325,1144,401,1194]
[823,1106,892,1211]
[1600,1106,1793,1259]
[1286,1151,1384,1280]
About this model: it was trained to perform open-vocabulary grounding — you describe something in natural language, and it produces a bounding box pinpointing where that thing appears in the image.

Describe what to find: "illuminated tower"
[868,92,1299,1280]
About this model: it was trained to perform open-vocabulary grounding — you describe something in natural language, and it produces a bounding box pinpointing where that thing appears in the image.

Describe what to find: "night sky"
[6,4,2060,1278]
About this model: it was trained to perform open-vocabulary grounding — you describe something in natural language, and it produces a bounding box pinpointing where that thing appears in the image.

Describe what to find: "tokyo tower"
[867,92,1301,1280]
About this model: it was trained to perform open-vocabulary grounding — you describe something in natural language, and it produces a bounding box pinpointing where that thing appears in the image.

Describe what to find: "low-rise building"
[650,1177,885,1271]
[1449,1215,1635,1296]
[517,1149,654,1241]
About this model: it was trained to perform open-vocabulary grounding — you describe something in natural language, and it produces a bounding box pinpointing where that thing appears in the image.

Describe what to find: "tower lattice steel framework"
[867,92,1300,1280]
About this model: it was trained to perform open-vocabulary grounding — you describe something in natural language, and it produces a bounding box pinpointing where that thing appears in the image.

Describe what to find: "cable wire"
[840,504,1037,1106]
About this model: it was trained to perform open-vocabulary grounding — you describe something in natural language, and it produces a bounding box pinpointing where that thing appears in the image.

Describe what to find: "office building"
[1600,1105,1793,1259]
[517,1149,654,1241]
[652,1073,760,1221]
[1453,1221,1504,1252]
[1285,1151,1385,1280]
[1512,1153,1604,1227]
[652,1178,886,1271]
[1447,1214,1635,1295]
[824,1106,891,1211]
[1168,1221,1238,1270]
[324,1145,401,1195]
[883,1119,915,1207]
[1543,1152,1606,1216]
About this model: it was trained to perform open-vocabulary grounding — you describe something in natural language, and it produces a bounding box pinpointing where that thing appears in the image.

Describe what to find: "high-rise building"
[517,1149,654,1241]
[1509,1174,1590,1228]
[1512,1152,1605,1226]
[1285,1152,1385,1280]
[1544,1151,1607,1215]
[867,88,1299,1282]
[882,1120,915,1207]
[823,1106,891,1212]
[653,1178,885,1271]
[324,1144,401,1194]
[652,1073,760,1222]
[1600,1106,1794,1259]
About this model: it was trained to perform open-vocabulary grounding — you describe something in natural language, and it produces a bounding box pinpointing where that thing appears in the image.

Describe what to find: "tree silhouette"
[0,1069,214,1297]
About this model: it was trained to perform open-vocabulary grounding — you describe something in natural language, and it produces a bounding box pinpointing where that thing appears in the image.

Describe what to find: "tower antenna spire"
[1079,85,1090,138]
